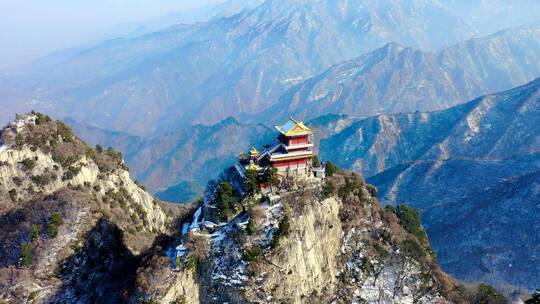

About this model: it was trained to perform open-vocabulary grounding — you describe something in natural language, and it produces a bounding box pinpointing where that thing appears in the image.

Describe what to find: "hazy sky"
[0,0,220,68]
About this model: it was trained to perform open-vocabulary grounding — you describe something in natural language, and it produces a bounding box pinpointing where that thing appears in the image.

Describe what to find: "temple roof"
[274,118,313,137]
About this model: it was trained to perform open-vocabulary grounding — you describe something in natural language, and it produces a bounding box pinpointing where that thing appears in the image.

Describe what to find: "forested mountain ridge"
[318,77,540,292]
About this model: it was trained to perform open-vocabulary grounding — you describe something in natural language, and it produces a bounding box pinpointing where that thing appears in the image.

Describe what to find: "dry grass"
[184,232,210,262]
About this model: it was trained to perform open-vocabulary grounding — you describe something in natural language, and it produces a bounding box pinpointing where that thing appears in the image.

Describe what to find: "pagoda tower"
[259,118,314,177]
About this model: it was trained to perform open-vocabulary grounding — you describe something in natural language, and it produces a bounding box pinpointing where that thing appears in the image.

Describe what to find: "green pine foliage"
[47,212,64,238]
[19,242,33,267]
[215,182,241,221]
[30,224,41,241]
[56,121,74,142]
[246,217,256,235]
[243,169,260,196]
[338,174,364,200]
[243,246,263,262]
[395,204,428,244]
[322,180,336,199]
[260,166,279,186]
[471,284,507,304]
[270,215,290,249]
[325,161,338,177]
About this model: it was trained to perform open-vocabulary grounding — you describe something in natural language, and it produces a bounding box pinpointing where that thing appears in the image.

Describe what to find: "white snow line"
[190,207,203,230]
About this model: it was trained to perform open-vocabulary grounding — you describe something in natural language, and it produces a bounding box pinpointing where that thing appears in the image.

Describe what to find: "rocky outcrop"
[0,113,187,303]
[139,173,465,304]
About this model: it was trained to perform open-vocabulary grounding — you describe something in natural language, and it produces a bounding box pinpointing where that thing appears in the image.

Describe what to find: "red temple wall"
[273,158,308,168]
[281,135,309,146]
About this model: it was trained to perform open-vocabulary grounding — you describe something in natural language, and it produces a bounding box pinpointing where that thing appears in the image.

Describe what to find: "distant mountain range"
[319,78,540,291]
[266,28,540,123]
[4,12,540,138]
[1,0,480,136]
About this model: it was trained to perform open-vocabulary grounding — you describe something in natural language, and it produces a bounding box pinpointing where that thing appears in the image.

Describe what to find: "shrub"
[243,246,263,262]
[311,155,321,167]
[106,147,123,164]
[15,133,24,148]
[20,158,36,171]
[34,112,51,125]
[401,239,425,261]
[85,147,97,161]
[260,166,279,187]
[48,224,58,238]
[135,180,147,191]
[325,161,338,177]
[19,242,33,267]
[28,291,38,301]
[30,224,41,241]
[395,204,428,244]
[56,121,74,142]
[215,182,240,221]
[243,169,260,196]
[373,243,390,260]
[62,166,81,181]
[360,257,373,273]
[471,284,507,304]
[246,217,256,235]
[8,189,17,201]
[182,255,197,272]
[366,184,378,198]
[95,145,103,153]
[338,175,363,200]
[322,180,335,199]
[47,212,64,238]
[270,215,290,249]
[31,174,50,186]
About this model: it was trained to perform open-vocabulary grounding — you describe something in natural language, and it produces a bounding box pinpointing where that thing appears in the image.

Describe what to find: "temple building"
[257,118,314,177]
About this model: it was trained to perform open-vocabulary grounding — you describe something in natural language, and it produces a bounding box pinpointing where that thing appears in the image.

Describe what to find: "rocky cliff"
[0,113,188,303]
[133,171,479,304]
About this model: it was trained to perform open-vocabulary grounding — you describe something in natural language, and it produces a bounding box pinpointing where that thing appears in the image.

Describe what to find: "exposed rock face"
[319,78,540,292]
[0,113,186,303]
[138,174,463,304]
